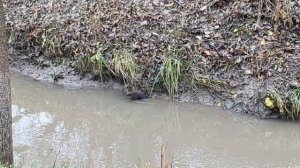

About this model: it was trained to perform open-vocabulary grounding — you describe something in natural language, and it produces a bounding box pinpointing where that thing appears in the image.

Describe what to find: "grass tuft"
[265,88,300,121]
[287,88,300,121]
[266,89,285,115]
[77,46,110,81]
[154,48,182,99]
[89,46,108,81]
[111,49,139,85]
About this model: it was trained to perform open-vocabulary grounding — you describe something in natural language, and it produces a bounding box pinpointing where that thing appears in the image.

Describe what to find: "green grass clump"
[265,88,300,121]
[111,49,139,84]
[155,49,182,99]
[287,88,300,121]
[89,47,108,81]
[266,89,285,115]
[77,46,109,81]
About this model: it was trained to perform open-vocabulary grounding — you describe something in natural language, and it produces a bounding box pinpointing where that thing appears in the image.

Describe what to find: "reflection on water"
[11,72,300,168]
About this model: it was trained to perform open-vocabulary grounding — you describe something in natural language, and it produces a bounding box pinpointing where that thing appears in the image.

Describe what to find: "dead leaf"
[203,50,211,56]
[267,31,273,36]
[153,0,160,6]
[260,39,266,46]
[200,5,207,11]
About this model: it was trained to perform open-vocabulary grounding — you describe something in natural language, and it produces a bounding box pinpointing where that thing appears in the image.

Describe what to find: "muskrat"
[127,91,147,100]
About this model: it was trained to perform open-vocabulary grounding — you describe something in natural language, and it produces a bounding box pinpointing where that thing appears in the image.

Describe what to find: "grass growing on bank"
[288,88,300,121]
[265,89,285,115]
[77,46,140,84]
[154,48,182,99]
[111,49,139,85]
[77,45,116,82]
[89,47,108,81]
[265,88,300,121]
[77,46,110,81]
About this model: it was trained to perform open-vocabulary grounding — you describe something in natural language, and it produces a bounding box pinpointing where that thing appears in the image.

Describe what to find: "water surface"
[11,72,300,168]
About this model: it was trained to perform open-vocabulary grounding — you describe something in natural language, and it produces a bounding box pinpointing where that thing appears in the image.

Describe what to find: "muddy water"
[11,72,300,168]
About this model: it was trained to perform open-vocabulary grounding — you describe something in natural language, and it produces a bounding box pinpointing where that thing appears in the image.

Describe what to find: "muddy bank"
[9,50,120,89]
[9,52,219,112]
[4,0,300,119]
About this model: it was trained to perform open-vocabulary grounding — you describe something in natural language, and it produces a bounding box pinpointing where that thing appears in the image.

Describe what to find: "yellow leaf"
[260,39,266,46]
[267,31,273,36]
[264,97,274,108]
[233,29,239,33]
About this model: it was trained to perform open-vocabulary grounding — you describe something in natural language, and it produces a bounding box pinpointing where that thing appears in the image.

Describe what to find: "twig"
[52,150,60,168]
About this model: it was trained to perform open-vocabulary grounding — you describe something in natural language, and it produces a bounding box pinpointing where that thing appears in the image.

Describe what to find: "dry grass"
[274,0,293,32]
[111,48,139,85]
[77,47,139,84]
[258,0,293,32]
[192,73,226,92]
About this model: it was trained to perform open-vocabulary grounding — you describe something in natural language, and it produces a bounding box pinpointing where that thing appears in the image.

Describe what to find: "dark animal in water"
[127,91,147,100]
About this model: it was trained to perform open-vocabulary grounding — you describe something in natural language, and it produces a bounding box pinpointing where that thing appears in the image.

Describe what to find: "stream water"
[11,72,300,168]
